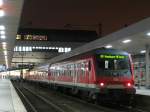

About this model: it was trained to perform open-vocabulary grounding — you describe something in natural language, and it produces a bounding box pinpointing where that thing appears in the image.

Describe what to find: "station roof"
[41,17,150,66]
[0,0,24,68]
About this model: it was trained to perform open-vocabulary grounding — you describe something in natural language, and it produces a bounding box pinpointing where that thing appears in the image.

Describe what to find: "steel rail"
[15,87,38,112]
[23,87,66,112]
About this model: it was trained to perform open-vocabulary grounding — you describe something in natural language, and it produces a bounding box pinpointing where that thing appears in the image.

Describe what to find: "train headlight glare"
[100,82,104,87]
[127,82,131,87]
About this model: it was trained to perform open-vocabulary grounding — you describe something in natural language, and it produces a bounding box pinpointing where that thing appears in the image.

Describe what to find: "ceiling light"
[3,50,7,55]
[2,45,6,49]
[0,9,4,17]
[2,42,6,45]
[4,55,7,60]
[0,30,5,35]
[122,39,131,43]
[105,45,112,48]
[5,55,8,68]
[1,35,5,39]
[146,32,150,36]
[140,50,146,54]
[0,0,3,6]
[2,42,6,49]
[0,25,5,30]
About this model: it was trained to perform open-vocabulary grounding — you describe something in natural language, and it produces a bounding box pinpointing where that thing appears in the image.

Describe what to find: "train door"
[85,60,92,86]
[74,64,77,85]
[74,62,81,85]
[84,61,89,85]
[80,60,90,86]
[72,64,77,85]
[87,60,92,84]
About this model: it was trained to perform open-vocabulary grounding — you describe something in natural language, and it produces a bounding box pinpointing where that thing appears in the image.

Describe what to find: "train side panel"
[48,56,98,92]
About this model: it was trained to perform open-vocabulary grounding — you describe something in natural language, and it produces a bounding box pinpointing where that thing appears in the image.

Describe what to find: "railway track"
[51,88,149,112]
[15,86,66,112]
[12,81,149,112]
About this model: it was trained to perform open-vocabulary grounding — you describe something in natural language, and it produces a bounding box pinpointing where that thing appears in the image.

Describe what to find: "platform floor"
[136,86,150,96]
[0,79,27,112]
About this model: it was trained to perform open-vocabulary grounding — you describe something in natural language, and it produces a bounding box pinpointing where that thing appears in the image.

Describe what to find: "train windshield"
[96,54,131,77]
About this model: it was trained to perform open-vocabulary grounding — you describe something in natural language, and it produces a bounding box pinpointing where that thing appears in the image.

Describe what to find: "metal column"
[145,45,150,88]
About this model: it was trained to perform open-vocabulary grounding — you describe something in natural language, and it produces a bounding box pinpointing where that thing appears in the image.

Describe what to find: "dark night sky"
[20,0,150,36]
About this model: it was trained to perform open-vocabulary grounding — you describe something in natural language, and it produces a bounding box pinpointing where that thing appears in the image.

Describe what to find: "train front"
[95,49,136,101]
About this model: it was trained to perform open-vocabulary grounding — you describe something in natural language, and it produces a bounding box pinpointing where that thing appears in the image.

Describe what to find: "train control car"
[26,48,136,102]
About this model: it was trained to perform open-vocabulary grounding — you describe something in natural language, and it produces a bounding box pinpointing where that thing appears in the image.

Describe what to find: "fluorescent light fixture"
[105,45,112,48]
[2,42,6,45]
[140,50,146,54]
[2,45,6,49]
[0,9,4,17]
[147,32,150,36]
[5,55,8,68]
[0,0,3,6]
[0,25,5,30]
[5,56,7,60]
[1,35,5,39]
[0,30,5,35]
[2,42,6,49]
[3,50,7,55]
[122,39,131,43]
[4,55,7,61]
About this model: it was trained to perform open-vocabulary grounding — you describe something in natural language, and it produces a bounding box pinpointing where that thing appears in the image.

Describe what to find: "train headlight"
[100,82,104,87]
[126,82,131,87]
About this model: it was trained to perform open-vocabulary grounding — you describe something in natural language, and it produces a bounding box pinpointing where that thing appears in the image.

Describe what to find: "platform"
[136,86,150,96]
[0,79,27,112]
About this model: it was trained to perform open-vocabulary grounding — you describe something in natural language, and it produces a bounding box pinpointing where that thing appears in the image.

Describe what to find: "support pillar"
[145,45,150,88]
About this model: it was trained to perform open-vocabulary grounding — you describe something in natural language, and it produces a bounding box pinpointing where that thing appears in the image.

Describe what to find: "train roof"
[32,48,129,71]
[95,49,129,55]
[34,48,129,69]
[55,49,129,64]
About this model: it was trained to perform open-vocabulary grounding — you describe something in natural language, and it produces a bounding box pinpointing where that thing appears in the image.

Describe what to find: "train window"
[71,64,74,77]
[64,65,67,76]
[76,63,80,76]
[67,65,71,76]
[75,63,78,76]
[62,67,65,76]
[57,70,59,76]
[96,55,131,77]
[81,62,85,76]
[105,60,109,69]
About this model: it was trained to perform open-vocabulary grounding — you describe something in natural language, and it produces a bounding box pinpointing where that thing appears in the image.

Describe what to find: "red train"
[25,48,136,102]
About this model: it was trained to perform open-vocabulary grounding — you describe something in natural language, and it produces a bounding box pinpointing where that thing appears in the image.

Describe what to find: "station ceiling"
[13,17,150,68]
[43,17,150,65]
[0,0,24,69]
[1,0,150,69]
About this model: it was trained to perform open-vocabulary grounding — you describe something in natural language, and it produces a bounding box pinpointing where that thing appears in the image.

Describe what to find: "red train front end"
[94,50,136,101]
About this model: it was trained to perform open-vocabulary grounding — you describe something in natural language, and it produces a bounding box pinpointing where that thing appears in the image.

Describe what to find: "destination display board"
[16,34,48,41]
[100,54,127,59]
